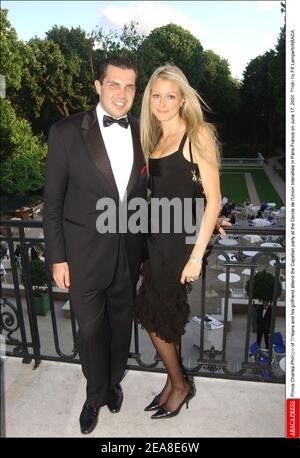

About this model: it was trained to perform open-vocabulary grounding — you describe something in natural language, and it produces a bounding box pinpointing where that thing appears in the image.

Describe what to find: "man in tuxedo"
[256,304,272,349]
[43,56,147,434]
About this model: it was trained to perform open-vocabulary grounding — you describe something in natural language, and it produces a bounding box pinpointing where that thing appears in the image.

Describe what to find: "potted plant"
[245,270,282,332]
[30,258,50,316]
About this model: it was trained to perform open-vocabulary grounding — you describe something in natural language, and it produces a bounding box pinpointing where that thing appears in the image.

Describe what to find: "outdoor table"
[260,242,282,248]
[242,251,259,257]
[217,273,241,283]
[217,253,236,262]
[218,238,238,246]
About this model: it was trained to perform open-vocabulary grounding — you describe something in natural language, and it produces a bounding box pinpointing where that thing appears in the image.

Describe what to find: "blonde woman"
[134,65,221,419]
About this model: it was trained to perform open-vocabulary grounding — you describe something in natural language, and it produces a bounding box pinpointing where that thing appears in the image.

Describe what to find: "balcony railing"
[0,220,285,384]
[221,154,265,167]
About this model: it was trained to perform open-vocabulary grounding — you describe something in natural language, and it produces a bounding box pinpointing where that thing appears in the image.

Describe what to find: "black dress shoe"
[144,394,163,412]
[151,382,196,419]
[107,383,123,413]
[79,402,100,434]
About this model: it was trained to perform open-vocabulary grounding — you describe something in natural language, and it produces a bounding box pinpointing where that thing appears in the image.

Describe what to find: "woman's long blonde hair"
[140,65,220,167]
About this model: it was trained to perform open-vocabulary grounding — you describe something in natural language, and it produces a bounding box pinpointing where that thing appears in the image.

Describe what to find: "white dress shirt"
[96,103,133,201]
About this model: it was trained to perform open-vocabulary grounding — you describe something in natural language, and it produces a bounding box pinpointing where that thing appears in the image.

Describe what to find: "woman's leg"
[149,331,190,411]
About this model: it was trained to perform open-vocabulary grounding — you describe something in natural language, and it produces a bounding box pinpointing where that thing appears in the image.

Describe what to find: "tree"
[10,38,68,133]
[12,35,96,136]
[46,25,96,102]
[200,50,240,141]
[30,258,48,297]
[91,27,121,59]
[272,25,285,147]
[245,269,282,333]
[246,270,282,305]
[0,9,23,92]
[0,99,47,195]
[137,24,204,90]
[239,2,285,151]
[91,22,144,81]
[135,23,204,116]
[91,22,145,115]
[240,51,277,148]
[10,26,99,136]
[119,22,145,53]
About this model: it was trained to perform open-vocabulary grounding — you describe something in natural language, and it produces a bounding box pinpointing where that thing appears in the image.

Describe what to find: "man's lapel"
[81,106,119,199]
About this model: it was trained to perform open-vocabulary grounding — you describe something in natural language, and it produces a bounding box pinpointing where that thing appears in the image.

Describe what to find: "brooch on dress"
[191,169,202,184]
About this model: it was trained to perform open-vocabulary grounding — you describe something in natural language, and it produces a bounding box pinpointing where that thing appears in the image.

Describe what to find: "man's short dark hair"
[96,55,138,83]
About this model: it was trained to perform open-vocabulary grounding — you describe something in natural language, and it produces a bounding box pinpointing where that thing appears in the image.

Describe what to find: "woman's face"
[150,77,184,123]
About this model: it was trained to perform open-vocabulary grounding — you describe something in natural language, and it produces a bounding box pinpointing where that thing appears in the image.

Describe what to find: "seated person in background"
[214,217,232,236]
[260,202,268,213]
[227,201,235,214]
[14,244,20,258]
[30,246,39,261]
[222,196,228,206]
[221,202,231,218]
[229,211,236,224]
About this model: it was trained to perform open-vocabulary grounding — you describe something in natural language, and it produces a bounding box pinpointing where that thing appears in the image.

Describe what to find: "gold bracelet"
[190,255,202,264]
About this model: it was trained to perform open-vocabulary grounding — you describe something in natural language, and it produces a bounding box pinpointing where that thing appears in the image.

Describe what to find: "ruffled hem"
[133,260,190,344]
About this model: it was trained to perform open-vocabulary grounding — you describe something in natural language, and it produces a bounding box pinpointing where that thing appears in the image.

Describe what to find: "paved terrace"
[3,357,285,438]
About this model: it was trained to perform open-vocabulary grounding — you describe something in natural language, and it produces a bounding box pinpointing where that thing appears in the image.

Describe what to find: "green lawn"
[220,168,284,207]
[220,172,249,205]
[250,169,283,207]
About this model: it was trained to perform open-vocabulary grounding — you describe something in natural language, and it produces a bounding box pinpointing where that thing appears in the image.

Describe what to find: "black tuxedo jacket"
[256,305,272,329]
[43,106,147,291]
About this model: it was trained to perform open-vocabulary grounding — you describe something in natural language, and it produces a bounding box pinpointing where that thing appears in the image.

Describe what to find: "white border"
[286,0,300,405]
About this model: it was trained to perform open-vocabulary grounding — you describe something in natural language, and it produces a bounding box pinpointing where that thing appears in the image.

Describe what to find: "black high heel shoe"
[151,382,196,419]
[144,394,163,412]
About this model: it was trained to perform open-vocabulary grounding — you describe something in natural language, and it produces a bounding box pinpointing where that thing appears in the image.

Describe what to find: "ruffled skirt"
[133,259,191,344]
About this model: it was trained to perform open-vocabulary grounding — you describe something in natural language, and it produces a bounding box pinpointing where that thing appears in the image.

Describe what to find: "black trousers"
[257,322,270,349]
[69,237,133,408]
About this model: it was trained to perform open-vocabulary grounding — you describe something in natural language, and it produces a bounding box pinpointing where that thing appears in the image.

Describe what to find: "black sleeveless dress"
[133,133,205,344]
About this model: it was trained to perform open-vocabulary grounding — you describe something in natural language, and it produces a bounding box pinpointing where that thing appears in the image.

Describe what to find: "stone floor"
[3,357,285,438]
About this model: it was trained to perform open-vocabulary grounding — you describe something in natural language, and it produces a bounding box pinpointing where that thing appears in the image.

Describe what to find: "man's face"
[95,64,136,118]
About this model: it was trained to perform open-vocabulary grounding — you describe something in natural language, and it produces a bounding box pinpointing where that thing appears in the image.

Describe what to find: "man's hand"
[52,262,70,291]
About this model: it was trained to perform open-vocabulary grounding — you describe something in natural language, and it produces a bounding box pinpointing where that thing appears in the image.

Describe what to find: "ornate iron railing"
[0,220,285,384]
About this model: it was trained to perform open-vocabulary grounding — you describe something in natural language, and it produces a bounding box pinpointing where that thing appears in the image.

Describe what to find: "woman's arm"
[180,126,221,283]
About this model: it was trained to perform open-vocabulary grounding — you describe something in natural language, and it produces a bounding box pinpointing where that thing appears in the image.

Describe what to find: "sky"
[2,1,285,80]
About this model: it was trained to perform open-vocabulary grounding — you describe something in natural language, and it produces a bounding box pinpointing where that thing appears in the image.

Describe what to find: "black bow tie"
[103,115,129,129]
